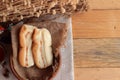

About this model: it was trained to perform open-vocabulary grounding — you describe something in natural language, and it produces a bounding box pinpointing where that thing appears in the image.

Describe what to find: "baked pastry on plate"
[10,21,67,80]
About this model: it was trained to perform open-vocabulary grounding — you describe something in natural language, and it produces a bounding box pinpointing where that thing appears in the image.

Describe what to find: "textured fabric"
[53,17,74,80]
[0,0,88,22]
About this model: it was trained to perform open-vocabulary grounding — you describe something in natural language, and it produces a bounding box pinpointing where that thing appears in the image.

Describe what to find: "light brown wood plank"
[88,0,120,9]
[72,10,120,38]
[73,1,120,80]
[74,39,120,68]
[75,67,120,80]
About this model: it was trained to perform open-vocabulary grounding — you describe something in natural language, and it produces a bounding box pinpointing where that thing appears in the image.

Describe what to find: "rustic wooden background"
[72,0,120,80]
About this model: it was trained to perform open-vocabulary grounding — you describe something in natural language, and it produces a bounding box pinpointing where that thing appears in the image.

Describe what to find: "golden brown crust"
[19,25,35,68]
[19,25,26,48]
[19,48,26,67]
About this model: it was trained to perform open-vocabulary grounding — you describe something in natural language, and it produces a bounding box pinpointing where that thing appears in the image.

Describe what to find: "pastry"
[32,28,53,69]
[11,21,67,80]
[19,24,35,68]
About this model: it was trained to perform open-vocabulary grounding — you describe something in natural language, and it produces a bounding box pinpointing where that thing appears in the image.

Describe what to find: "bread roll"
[19,24,35,68]
[32,28,53,69]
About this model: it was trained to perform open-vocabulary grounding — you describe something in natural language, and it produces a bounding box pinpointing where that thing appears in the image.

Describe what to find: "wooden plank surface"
[73,0,120,80]
[88,0,120,9]
[74,39,120,68]
[75,68,120,80]
[72,10,120,38]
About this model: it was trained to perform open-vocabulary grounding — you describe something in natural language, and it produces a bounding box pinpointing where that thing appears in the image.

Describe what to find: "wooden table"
[72,0,120,80]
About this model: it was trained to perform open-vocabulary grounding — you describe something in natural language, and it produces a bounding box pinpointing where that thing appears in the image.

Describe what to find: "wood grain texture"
[73,0,120,80]
[72,10,120,38]
[74,39,120,68]
[88,0,120,9]
[75,68,120,80]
